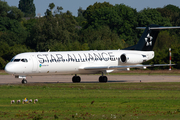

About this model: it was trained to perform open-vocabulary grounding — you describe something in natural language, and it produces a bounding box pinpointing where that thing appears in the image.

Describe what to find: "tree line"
[0,0,180,69]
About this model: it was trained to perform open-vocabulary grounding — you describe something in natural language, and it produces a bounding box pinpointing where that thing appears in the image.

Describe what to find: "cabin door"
[31,55,38,73]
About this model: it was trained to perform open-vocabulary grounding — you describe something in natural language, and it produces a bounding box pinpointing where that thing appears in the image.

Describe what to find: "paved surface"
[0,74,180,84]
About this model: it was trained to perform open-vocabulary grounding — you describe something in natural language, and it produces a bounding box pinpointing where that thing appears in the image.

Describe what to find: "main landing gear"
[99,76,108,82]
[99,72,108,83]
[72,72,108,83]
[72,74,81,83]
[22,79,27,84]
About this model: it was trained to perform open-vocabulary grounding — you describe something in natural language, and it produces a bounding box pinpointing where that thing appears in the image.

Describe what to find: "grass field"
[0,83,180,119]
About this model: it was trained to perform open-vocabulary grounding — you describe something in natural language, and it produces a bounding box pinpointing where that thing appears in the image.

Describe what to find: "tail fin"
[124,24,180,51]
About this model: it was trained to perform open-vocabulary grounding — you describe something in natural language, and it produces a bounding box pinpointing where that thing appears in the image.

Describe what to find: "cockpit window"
[11,58,28,62]
[142,55,146,57]
[13,59,21,62]
[21,59,28,62]
[10,59,14,62]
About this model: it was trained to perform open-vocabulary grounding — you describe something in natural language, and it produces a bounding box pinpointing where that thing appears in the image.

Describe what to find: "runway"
[0,74,180,84]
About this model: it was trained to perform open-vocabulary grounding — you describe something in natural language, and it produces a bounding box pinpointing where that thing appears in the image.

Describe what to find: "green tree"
[82,3,138,46]
[54,6,63,15]
[137,8,172,41]
[78,7,84,17]
[8,6,24,21]
[0,0,10,17]
[157,5,180,38]
[0,1,30,69]
[18,0,36,17]
[172,46,180,69]
[80,26,124,50]
[29,9,79,51]
[0,42,10,69]
[157,4,180,26]
[49,3,55,10]
[23,18,37,33]
[45,3,55,17]
[0,1,23,21]
[138,8,171,27]
[0,17,27,46]
[45,3,63,17]
[75,7,86,27]
[83,2,113,24]
[154,31,179,51]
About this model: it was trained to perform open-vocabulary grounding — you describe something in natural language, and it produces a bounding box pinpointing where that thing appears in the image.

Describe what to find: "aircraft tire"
[22,79,27,84]
[99,76,103,82]
[99,76,108,83]
[104,76,108,82]
[72,76,81,83]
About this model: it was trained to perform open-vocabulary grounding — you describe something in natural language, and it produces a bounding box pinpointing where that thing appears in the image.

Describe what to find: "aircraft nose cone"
[5,63,15,74]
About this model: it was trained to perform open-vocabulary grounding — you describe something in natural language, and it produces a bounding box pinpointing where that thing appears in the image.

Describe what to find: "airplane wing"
[82,64,175,70]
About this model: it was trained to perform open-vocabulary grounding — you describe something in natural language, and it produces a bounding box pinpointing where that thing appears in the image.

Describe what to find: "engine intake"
[120,54,145,64]
[120,54,127,62]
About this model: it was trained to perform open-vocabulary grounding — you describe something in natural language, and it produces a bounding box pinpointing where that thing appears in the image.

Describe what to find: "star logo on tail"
[145,34,153,46]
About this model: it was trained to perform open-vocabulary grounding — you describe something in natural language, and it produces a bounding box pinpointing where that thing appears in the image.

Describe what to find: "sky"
[4,0,180,17]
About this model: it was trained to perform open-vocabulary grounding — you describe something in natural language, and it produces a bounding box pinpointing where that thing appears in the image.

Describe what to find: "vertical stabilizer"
[135,24,160,51]
[123,24,180,51]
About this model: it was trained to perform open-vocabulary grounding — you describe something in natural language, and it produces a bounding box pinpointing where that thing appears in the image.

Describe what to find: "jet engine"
[119,54,146,64]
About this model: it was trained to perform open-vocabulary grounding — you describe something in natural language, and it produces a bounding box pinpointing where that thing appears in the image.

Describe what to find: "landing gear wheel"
[22,79,27,84]
[99,76,108,83]
[72,76,81,83]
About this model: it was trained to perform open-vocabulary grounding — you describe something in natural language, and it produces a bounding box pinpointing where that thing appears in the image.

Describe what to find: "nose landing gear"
[22,79,27,84]
[15,76,27,84]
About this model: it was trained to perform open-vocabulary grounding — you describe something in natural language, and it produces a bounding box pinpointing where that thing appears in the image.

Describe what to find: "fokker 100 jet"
[5,24,180,84]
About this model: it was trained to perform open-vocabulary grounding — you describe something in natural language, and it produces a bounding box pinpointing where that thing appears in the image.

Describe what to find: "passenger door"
[31,55,38,73]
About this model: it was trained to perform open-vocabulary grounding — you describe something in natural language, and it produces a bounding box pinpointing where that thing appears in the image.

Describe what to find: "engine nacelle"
[119,54,145,65]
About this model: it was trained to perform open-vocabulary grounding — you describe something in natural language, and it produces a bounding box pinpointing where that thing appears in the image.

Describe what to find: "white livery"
[5,24,180,83]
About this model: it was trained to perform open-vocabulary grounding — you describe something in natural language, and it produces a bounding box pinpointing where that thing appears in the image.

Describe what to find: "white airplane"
[5,24,180,84]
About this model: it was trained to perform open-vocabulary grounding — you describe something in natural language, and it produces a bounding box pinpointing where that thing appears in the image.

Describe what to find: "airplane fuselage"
[5,50,154,76]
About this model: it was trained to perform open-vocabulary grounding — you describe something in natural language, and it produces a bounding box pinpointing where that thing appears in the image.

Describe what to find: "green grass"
[1,83,180,119]
[0,72,8,75]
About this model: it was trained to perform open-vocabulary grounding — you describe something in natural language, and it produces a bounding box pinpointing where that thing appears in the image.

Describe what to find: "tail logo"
[145,34,153,46]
